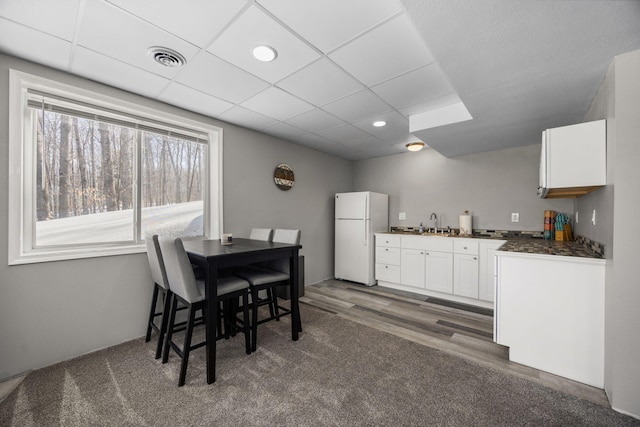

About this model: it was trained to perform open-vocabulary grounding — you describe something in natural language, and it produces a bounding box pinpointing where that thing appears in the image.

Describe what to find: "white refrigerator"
[334,191,389,286]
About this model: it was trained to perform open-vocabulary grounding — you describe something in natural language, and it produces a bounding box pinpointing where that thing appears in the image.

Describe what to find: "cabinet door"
[454,253,479,298]
[425,251,453,294]
[400,248,425,288]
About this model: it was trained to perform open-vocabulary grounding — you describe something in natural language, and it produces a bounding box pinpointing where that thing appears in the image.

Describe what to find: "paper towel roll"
[459,214,472,236]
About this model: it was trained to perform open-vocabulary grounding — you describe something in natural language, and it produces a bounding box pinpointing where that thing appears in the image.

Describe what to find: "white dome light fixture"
[252,45,277,62]
[372,120,387,127]
[406,141,425,152]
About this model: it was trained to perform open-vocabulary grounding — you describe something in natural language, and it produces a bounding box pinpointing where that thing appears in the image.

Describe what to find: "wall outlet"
[511,212,519,222]
[399,212,406,220]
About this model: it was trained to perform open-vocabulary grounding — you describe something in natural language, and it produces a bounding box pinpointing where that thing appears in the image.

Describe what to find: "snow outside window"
[8,70,223,265]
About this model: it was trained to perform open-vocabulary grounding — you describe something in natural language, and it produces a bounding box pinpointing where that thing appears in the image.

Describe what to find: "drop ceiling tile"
[372,63,455,110]
[159,83,234,117]
[219,106,278,130]
[277,58,363,107]
[353,111,409,140]
[329,14,435,86]
[262,121,309,141]
[295,134,342,152]
[285,108,345,132]
[321,90,391,123]
[241,86,314,121]
[176,52,269,104]
[0,19,72,71]
[0,0,80,41]
[77,0,200,79]
[257,0,403,53]
[314,123,372,143]
[105,0,247,47]
[73,47,170,98]
[207,4,320,83]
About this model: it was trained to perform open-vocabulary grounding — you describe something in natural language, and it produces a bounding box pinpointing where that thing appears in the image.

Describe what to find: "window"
[8,70,223,265]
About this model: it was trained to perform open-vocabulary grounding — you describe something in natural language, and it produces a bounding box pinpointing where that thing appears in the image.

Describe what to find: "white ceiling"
[1,0,639,160]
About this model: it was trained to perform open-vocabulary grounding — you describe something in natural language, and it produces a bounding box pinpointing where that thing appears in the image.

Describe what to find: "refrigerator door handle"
[364,220,367,246]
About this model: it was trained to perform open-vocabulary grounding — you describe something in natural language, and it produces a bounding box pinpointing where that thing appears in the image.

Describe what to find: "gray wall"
[353,144,573,232]
[0,54,350,379]
[578,49,640,418]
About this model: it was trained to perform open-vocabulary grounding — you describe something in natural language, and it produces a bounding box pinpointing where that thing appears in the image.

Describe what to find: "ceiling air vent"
[148,47,186,68]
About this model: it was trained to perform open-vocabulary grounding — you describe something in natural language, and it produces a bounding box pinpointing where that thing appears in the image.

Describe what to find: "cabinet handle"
[473,257,477,260]
[385,248,389,252]
[425,252,429,255]
[464,246,468,249]
[385,265,388,269]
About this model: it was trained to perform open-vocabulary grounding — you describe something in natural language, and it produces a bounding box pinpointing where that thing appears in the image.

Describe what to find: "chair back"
[250,228,273,241]
[273,229,301,245]
[157,237,203,303]
[267,229,301,273]
[145,235,169,290]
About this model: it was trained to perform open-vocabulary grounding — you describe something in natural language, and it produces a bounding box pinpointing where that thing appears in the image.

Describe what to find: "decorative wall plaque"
[274,163,294,190]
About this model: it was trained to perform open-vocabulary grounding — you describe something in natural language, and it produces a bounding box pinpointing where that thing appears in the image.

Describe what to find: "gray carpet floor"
[1,303,638,426]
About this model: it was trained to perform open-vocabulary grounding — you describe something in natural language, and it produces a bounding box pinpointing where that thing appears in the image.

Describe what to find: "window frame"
[8,69,224,265]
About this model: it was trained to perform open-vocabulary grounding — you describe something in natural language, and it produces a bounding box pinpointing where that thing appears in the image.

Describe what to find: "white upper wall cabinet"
[538,119,606,198]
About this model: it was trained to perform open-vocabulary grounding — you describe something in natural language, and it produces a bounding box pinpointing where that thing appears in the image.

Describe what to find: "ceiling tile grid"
[2,1,637,159]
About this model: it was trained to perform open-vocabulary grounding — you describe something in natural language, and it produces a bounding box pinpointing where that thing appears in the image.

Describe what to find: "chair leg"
[145,284,160,342]
[271,287,280,321]
[155,288,172,359]
[242,292,251,355]
[178,305,195,387]
[162,296,179,364]
[251,287,259,352]
[266,288,276,319]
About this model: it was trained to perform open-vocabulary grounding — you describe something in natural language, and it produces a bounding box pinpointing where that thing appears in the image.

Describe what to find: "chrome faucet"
[429,212,437,233]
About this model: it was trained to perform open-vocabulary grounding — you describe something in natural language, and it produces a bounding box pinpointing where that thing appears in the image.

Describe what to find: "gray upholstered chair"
[158,236,252,387]
[235,228,301,351]
[144,235,174,360]
[249,227,273,241]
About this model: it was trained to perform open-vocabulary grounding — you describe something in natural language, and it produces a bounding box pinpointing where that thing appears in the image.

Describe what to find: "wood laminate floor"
[300,279,610,407]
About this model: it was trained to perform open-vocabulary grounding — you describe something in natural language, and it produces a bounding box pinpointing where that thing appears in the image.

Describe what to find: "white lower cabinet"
[425,251,453,293]
[495,251,605,387]
[400,248,426,288]
[453,253,478,298]
[374,235,401,283]
[375,233,500,308]
[452,240,479,298]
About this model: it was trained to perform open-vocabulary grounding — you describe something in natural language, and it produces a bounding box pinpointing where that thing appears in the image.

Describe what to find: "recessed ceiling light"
[148,46,186,68]
[406,142,425,152]
[373,120,387,127]
[253,45,277,62]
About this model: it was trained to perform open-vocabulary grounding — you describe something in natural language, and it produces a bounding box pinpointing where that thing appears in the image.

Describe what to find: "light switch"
[591,209,597,225]
[399,212,406,220]
[511,213,519,222]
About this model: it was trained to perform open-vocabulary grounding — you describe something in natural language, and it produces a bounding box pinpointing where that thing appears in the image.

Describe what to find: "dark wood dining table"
[182,237,302,384]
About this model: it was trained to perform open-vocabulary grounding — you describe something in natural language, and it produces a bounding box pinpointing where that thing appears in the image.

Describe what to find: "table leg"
[290,249,300,340]
[205,261,218,384]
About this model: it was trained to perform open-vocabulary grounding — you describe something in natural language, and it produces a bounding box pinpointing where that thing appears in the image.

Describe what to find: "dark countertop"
[377,230,604,260]
[496,238,604,259]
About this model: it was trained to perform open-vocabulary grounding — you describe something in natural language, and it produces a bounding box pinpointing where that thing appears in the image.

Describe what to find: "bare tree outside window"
[34,110,205,247]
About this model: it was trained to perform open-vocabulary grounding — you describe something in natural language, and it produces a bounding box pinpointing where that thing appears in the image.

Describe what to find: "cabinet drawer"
[376,235,401,248]
[454,239,479,255]
[376,246,400,265]
[375,263,400,283]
